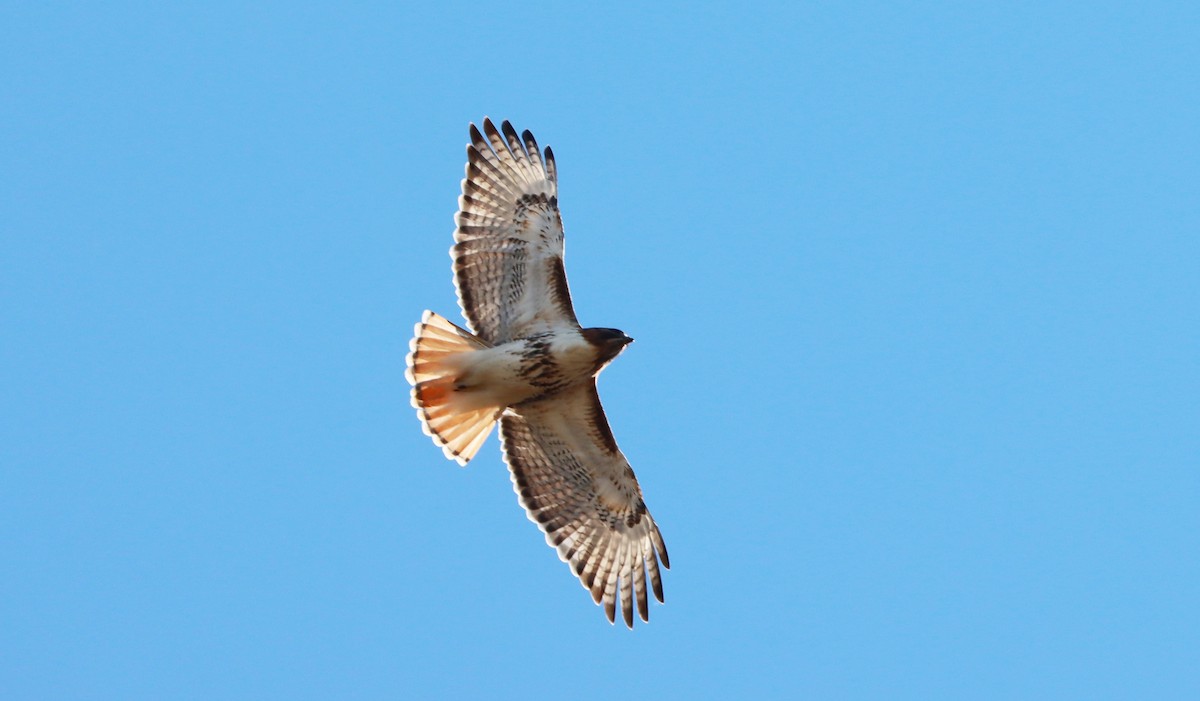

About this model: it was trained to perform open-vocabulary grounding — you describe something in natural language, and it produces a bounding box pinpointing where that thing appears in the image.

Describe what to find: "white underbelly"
[452,335,592,411]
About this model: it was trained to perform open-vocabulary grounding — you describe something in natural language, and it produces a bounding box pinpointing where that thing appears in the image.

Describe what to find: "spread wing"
[499,383,669,628]
[452,119,579,345]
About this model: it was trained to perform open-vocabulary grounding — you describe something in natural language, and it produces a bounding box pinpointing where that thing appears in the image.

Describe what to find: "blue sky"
[3,2,1198,698]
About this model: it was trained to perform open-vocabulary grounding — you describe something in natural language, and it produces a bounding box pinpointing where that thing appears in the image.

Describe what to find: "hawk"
[405,119,669,627]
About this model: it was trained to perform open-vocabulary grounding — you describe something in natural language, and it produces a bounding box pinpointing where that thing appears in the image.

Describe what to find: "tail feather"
[406,311,499,465]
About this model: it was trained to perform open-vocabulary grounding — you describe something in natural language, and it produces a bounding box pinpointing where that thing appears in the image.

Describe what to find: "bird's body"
[419,324,625,415]
[405,119,668,627]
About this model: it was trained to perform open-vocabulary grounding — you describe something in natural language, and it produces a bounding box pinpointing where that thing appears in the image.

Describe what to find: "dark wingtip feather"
[468,123,486,148]
[636,563,649,622]
[521,129,542,165]
[654,527,670,569]
[480,118,503,154]
[621,582,634,628]
[649,549,665,603]
[500,120,529,161]
[544,146,557,183]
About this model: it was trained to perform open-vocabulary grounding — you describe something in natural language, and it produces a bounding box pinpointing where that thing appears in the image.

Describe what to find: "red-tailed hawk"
[405,119,669,627]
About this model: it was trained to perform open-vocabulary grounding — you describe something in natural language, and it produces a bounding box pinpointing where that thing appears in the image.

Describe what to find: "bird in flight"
[405,119,669,627]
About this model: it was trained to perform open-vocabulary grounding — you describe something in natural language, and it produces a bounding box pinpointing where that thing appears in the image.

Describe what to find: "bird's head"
[582,327,633,369]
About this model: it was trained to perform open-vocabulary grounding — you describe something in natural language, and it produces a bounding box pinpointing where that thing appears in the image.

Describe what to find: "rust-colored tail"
[405,311,498,465]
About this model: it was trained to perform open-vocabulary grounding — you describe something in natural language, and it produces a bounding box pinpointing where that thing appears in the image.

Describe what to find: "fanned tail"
[405,311,499,465]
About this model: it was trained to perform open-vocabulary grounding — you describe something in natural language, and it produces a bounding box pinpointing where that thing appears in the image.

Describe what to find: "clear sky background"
[3,2,1197,699]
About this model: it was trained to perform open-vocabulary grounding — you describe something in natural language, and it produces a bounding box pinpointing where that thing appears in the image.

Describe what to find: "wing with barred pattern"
[452,118,578,344]
[499,383,669,628]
